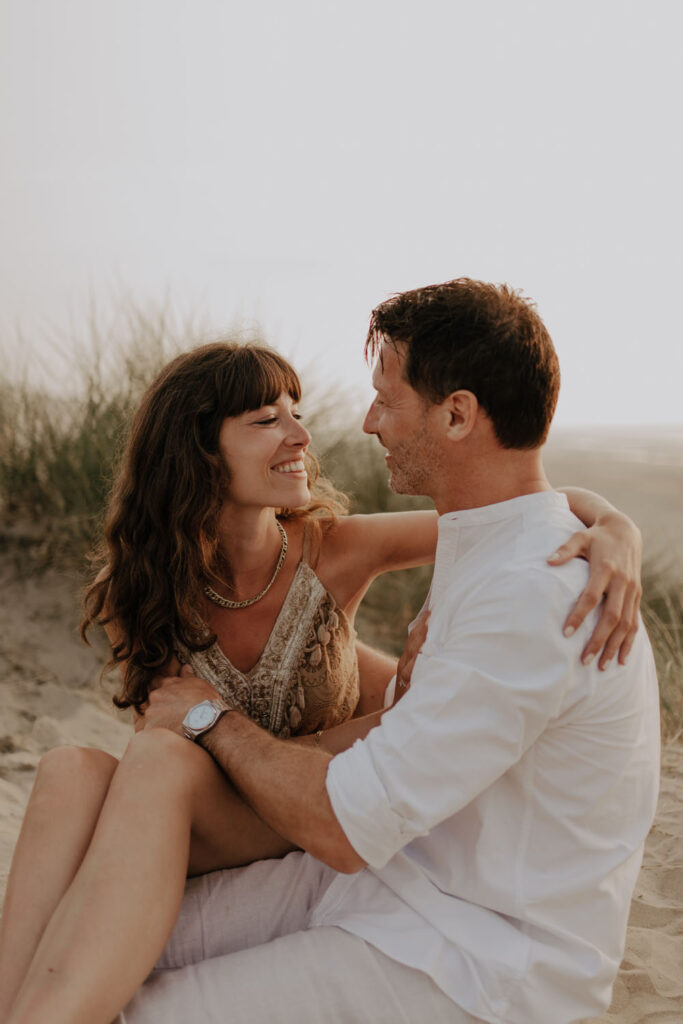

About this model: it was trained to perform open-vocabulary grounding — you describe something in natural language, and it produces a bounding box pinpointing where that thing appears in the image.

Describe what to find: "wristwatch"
[182,699,231,743]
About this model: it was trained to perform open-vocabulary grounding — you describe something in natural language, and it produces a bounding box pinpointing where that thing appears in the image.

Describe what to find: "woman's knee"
[124,726,190,763]
[120,728,212,796]
[33,745,118,804]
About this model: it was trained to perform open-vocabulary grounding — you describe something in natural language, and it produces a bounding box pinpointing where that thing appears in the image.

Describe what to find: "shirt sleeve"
[326,568,588,869]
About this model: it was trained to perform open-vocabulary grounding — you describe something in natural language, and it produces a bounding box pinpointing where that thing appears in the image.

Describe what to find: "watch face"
[188,703,215,729]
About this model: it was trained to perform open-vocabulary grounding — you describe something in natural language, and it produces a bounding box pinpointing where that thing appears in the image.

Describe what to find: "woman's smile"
[271,458,307,477]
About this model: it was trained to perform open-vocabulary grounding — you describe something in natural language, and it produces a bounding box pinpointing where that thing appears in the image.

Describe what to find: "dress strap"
[301,520,322,569]
[302,521,312,564]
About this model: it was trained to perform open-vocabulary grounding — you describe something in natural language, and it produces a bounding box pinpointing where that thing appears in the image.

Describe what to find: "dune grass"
[0,306,206,560]
[641,580,683,740]
[0,312,681,736]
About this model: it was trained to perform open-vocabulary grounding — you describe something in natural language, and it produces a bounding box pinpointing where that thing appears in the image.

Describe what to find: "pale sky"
[1,0,681,427]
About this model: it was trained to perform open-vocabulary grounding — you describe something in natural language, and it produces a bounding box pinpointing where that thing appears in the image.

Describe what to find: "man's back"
[316,491,660,1024]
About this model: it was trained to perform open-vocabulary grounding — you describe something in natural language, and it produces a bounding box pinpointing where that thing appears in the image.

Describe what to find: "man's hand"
[393,610,430,704]
[548,512,642,670]
[136,665,219,735]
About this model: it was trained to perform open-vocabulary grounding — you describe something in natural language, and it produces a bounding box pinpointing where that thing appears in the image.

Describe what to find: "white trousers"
[121,852,479,1024]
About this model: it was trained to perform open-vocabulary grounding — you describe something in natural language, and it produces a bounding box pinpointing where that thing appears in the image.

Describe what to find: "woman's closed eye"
[254,413,303,426]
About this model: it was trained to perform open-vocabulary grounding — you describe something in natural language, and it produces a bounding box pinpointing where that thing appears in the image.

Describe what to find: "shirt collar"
[438,490,569,531]
[429,491,571,607]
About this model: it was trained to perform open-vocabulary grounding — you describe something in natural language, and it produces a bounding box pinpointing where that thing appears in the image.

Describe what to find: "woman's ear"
[442,390,479,440]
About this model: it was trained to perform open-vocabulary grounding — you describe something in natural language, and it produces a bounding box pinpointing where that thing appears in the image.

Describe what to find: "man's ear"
[441,390,479,440]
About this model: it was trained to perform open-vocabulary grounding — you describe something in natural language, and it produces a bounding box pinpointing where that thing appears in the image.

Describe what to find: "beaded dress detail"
[176,524,359,738]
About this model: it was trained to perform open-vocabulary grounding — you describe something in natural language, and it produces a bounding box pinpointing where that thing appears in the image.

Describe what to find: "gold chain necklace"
[203,521,288,610]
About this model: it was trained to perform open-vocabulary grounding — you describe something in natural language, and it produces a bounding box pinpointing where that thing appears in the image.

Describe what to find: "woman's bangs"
[239,350,302,412]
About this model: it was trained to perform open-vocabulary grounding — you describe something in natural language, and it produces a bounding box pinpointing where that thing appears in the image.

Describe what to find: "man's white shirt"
[311,491,660,1024]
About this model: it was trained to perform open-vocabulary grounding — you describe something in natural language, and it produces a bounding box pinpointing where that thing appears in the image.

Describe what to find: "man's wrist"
[182,698,234,744]
[196,707,239,755]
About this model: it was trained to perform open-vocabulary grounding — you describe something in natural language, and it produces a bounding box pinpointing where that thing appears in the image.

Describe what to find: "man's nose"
[362,400,378,435]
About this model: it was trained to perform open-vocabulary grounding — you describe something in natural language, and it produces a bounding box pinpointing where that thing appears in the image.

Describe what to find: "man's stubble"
[386,421,445,499]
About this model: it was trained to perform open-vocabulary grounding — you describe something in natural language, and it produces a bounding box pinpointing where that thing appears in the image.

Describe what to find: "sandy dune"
[0,549,681,1023]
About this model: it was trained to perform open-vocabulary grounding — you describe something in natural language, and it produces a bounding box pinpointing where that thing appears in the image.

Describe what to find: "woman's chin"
[278,483,311,510]
[294,486,312,509]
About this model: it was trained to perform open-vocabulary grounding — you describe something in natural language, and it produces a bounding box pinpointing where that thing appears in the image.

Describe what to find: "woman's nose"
[289,418,311,448]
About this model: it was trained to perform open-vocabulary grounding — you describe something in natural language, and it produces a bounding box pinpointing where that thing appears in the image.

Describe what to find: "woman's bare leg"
[0,746,118,1020]
[7,728,294,1024]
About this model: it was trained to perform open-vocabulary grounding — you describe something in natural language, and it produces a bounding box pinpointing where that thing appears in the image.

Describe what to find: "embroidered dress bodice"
[176,525,360,738]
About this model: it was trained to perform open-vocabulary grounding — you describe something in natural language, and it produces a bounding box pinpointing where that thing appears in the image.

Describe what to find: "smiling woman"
[82,342,348,713]
[217,394,312,515]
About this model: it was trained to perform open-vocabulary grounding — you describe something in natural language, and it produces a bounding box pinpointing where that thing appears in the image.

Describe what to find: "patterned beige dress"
[176,524,360,738]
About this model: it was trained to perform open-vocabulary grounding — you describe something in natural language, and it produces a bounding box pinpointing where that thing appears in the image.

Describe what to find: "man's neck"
[432,448,552,517]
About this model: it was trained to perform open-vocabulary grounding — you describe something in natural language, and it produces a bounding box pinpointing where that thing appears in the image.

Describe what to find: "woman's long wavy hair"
[81,342,348,712]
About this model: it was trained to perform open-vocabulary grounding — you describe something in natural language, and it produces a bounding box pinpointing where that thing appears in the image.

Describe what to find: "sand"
[0,550,682,1023]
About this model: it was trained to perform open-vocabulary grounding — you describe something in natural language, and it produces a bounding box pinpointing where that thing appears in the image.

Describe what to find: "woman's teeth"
[273,460,305,474]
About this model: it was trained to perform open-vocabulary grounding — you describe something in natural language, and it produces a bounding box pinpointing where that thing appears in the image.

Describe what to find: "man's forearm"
[200,711,365,873]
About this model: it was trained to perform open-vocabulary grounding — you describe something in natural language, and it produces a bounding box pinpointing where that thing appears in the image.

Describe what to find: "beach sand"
[0,552,681,1023]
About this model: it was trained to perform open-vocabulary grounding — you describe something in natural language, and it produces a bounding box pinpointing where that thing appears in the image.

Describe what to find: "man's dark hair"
[365,278,560,449]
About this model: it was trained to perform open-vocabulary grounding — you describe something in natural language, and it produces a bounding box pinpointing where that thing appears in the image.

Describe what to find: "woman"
[0,342,642,1023]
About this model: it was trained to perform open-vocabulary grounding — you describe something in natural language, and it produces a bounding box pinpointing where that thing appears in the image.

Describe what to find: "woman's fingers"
[595,593,639,672]
[547,530,587,566]
[617,588,642,666]
[550,519,643,666]
[577,566,627,663]
[588,575,629,669]
[562,561,616,641]
[563,569,641,667]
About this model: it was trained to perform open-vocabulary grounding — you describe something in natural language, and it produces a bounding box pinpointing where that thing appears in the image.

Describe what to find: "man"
[127,279,660,1023]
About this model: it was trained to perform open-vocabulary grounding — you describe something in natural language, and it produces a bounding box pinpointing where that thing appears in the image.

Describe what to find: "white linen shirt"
[311,492,660,1024]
